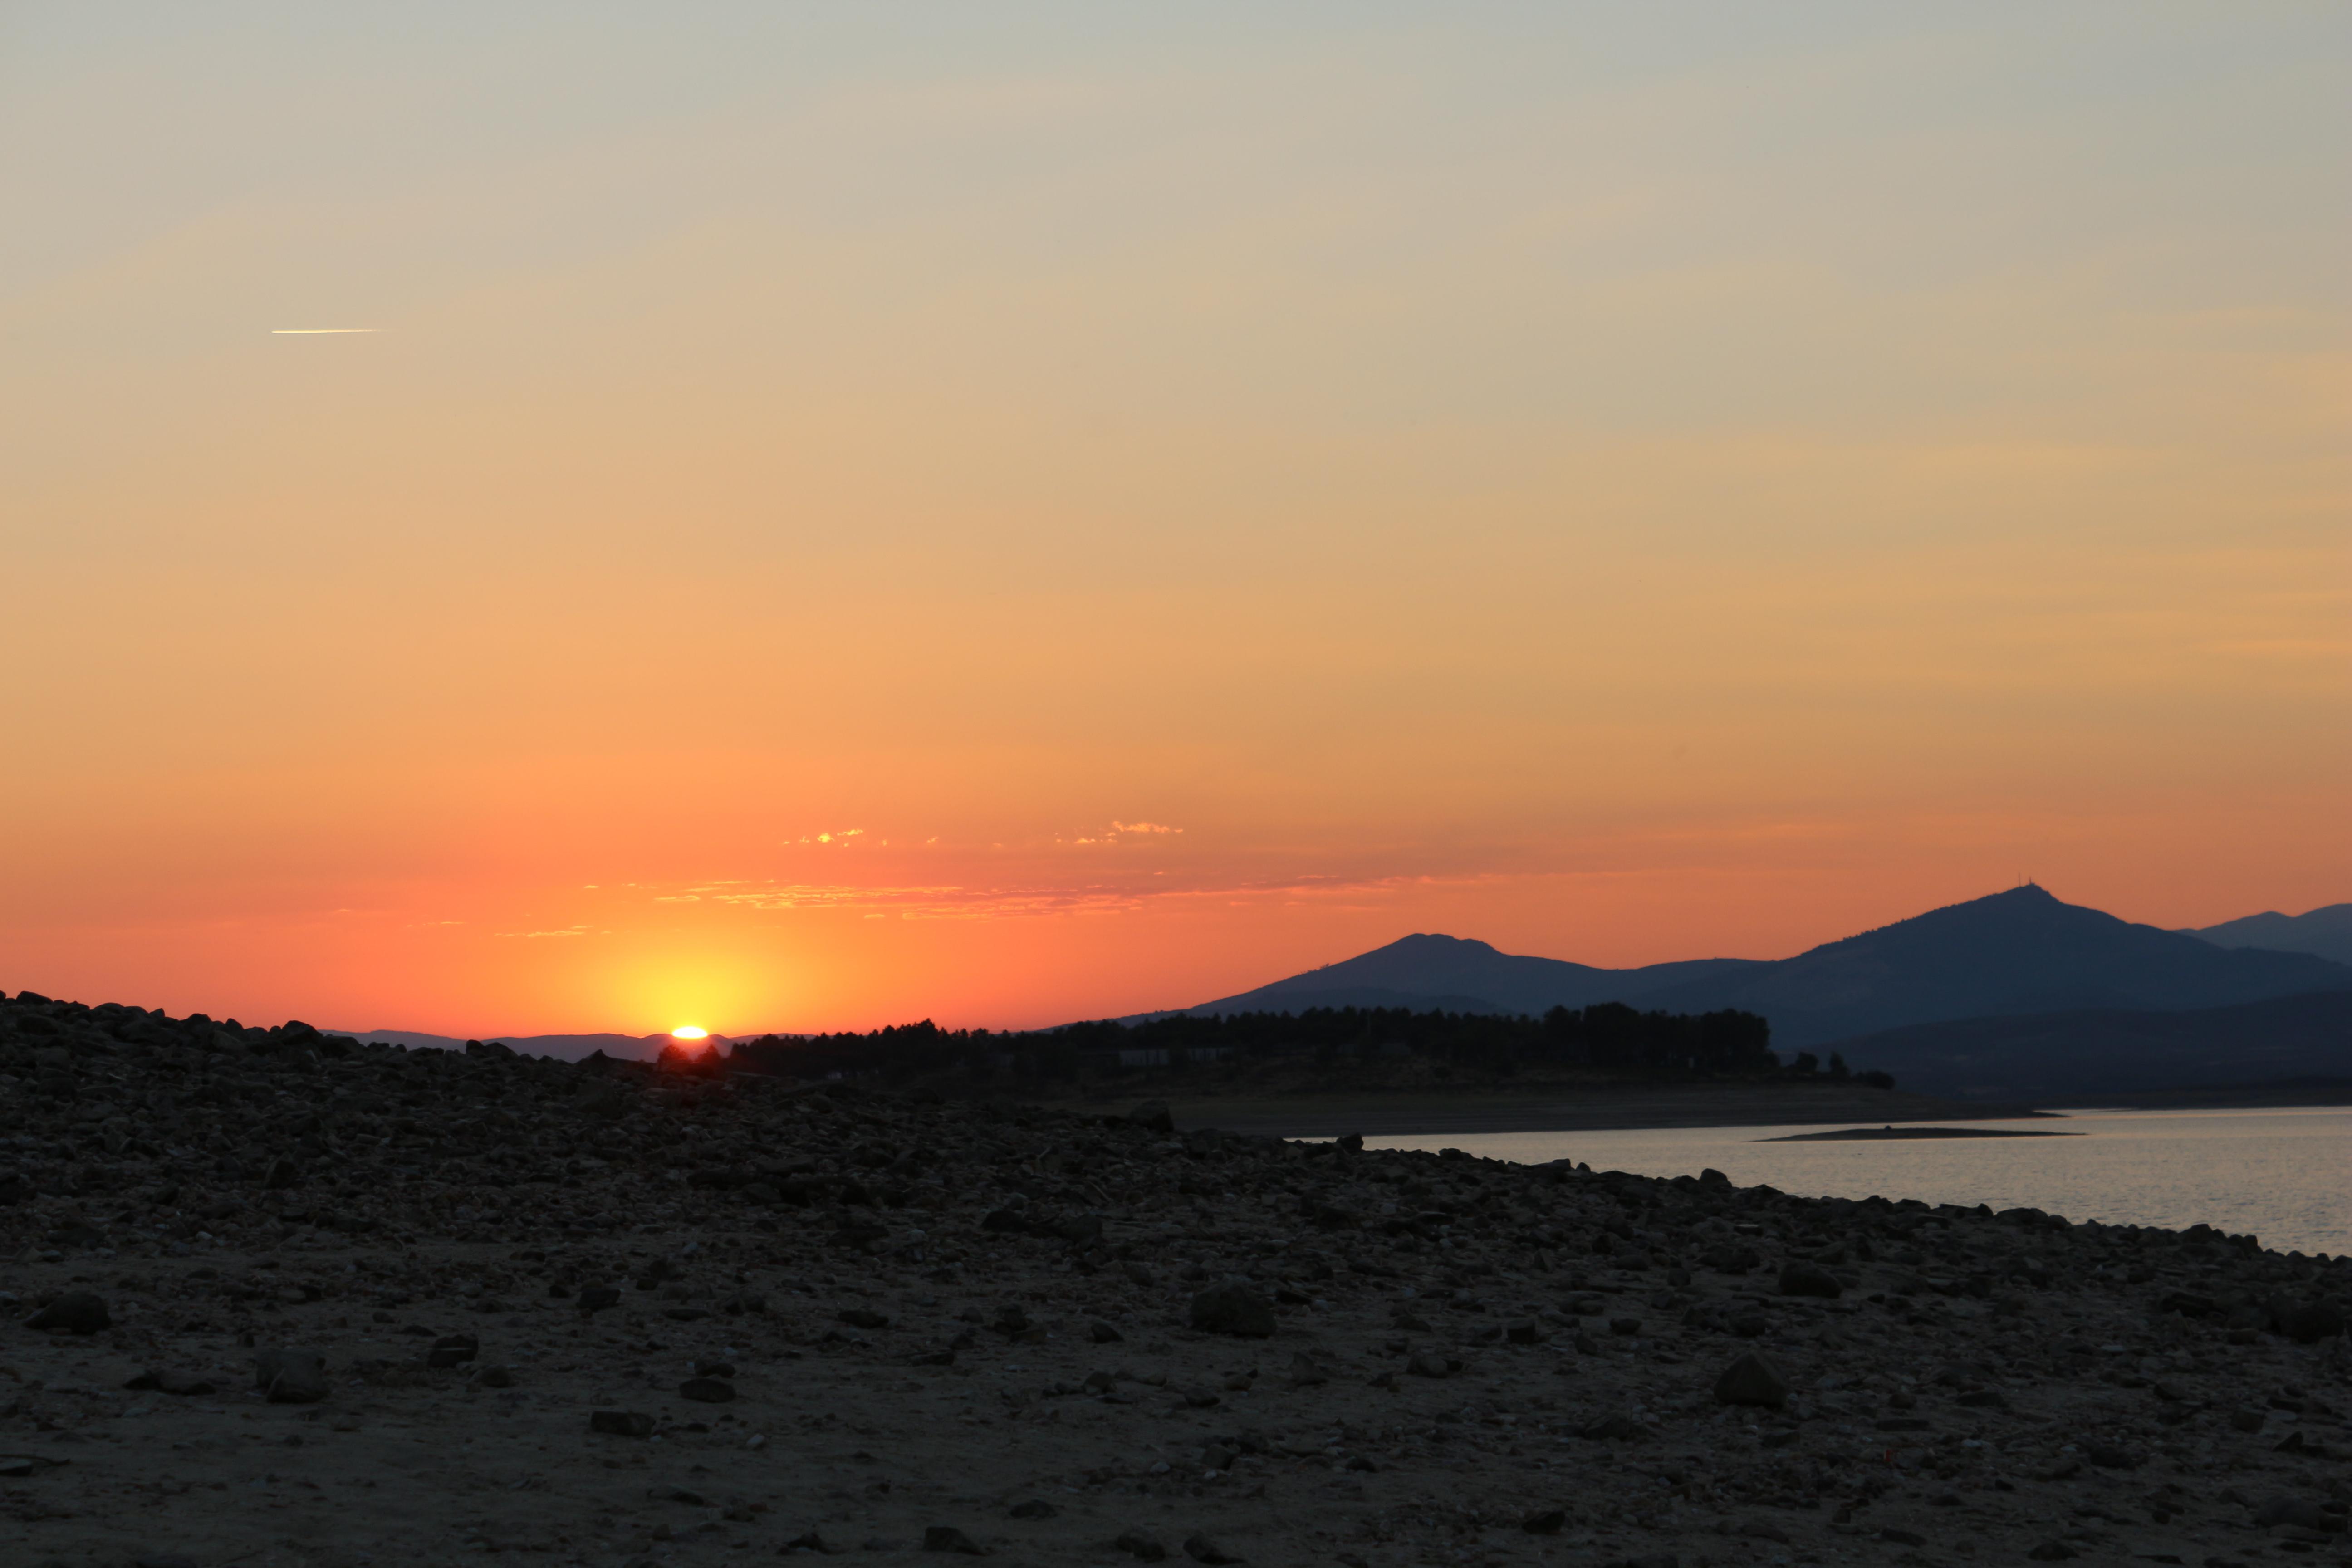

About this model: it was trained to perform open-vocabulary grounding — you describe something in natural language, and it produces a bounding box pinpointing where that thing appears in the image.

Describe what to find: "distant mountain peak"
[2189,901,2352,966]
[1163,883,2352,1046]
[1379,933,1500,954]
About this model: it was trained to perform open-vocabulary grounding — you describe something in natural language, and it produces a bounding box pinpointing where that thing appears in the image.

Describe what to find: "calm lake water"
[1366,1106,2352,1257]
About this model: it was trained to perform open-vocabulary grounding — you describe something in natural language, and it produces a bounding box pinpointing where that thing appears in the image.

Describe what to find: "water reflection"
[1367,1106,2352,1255]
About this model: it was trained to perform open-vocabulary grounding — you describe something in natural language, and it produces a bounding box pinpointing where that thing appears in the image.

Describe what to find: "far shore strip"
[1758,1124,2082,1142]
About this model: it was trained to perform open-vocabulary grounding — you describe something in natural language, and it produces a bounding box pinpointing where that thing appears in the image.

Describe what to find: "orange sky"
[2,7,2346,1034]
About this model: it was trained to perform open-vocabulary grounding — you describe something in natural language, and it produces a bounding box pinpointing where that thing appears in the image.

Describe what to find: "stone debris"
[0,985,2346,1566]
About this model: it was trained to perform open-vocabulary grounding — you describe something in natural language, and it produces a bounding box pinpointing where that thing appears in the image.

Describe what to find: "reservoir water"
[1367,1105,2352,1256]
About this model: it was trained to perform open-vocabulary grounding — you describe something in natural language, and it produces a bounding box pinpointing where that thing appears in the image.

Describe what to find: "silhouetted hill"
[1168,887,2352,1049]
[1170,933,1766,1020]
[1635,886,2352,1046]
[2187,902,2352,966]
[1813,990,2352,1100]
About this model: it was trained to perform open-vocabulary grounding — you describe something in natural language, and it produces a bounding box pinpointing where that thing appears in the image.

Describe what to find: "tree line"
[715,1000,1891,1088]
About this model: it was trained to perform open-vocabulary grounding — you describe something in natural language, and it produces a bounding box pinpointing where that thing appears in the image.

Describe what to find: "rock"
[2026,1542,2078,1561]
[1698,1167,1730,1186]
[577,1284,620,1313]
[25,1290,109,1333]
[838,1308,891,1329]
[477,1365,514,1388]
[1406,1351,1451,1378]
[1713,1352,1789,1408]
[785,1531,843,1553]
[922,1525,987,1554]
[1114,1531,1168,1562]
[2252,1497,2341,1533]
[1522,1509,1567,1534]
[427,1333,479,1368]
[1880,1528,1926,1546]
[1188,1284,1275,1338]
[679,1377,735,1402]
[2269,1297,2345,1343]
[1579,1412,1642,1441]
[123,1369,217,1396]
[591,1410,655,1437]
[1126,1101,1175,1133]
[1009,1499,1058,1519]
[1288,1352,1327,1386]
[1777,1260,1842,1299]
[1506,1321,1546,1344]
[1089,1319,1124,1343]
[2084,1442,2137,1469]
[1183,1534,1243,1564]
[253,1349,329,1403]
[134,1556,200,1568]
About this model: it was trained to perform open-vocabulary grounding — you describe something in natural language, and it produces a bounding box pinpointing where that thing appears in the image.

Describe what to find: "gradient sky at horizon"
[3,3,2346,1036]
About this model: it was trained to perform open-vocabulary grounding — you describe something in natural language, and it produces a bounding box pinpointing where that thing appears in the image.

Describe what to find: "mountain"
[1170,887,2352,1049]
[1167,933,1768,1020]
[1622,885,2352,1046]
[330,1029,736,1063]
[2186,903,2352,966]
[1812,990,2352,1100]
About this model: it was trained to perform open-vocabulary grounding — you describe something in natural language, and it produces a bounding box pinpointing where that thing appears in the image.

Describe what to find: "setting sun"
[670,1026,707,1041]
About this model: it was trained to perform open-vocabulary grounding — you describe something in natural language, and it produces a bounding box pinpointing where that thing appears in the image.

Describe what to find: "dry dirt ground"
[3,997,2349,1568]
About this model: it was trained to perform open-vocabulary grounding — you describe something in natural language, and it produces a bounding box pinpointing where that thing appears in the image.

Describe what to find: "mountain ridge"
[1158,886,2352,1048]
[2186,902,2352,966]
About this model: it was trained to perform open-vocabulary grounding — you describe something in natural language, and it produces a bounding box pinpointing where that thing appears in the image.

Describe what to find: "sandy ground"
[4,998,2350,1568]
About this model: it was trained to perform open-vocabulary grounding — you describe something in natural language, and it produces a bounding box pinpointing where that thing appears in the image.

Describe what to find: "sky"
[2,3,2346,1036]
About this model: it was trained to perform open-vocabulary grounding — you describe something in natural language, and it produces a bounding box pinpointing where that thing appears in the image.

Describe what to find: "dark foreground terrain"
[3,994,2349,1568]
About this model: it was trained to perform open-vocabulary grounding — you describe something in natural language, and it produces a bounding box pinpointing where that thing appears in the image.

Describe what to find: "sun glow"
[670,1025,707,1040]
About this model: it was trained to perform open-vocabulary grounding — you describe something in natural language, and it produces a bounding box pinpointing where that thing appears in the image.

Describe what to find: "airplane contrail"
[271,328,379,334]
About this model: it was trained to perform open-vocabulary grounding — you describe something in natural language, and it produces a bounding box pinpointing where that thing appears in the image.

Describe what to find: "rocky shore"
[2,993,2348,1568]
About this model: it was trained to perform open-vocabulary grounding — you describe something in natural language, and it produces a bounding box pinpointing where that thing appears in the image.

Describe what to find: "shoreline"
[1151,1082,2051,1139]
[1144,1082,2352,1139]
